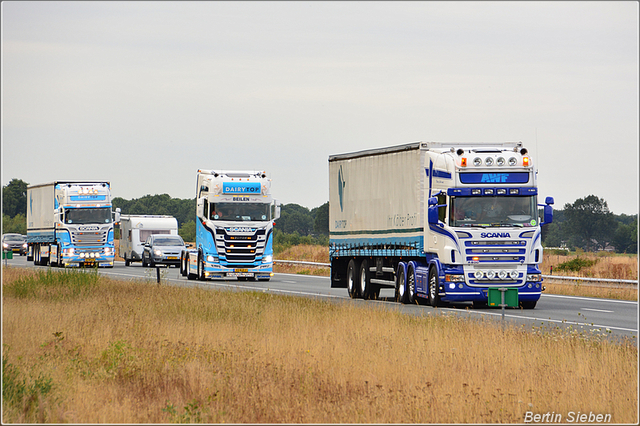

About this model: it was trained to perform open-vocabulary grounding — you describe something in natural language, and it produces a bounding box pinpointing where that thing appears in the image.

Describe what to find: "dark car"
[2,233,28,256]
[142,234,185,267]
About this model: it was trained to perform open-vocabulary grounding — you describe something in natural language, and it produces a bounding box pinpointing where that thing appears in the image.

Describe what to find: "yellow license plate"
[168,256,178,260]
[235,268,248,273]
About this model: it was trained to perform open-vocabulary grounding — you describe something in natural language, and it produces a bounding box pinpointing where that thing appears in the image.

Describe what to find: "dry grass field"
[2,267,637,423]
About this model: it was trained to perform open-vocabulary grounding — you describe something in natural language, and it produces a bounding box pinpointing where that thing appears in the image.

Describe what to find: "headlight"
[509,157,517,166]
[2,243,8,249]
[485,270,496,280]
[473,157,482,166]
[207,255,218,263]
[22,243,28,248]
[509,270,519,280]
[496,157,505,166]
[154,249,163,257]
[262,255,273,264]
[527,274,542,282]
[445,274,465,283]
[498,270,508,279]
[474,270,484,280]
[485,157,494,166]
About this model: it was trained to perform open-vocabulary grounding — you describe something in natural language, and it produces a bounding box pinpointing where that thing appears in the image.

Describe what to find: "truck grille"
[464,240,526,263]
[71,230,109,247]
[216,228,267,266]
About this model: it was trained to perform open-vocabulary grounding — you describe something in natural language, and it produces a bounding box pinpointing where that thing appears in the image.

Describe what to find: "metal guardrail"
[542,275,638,285]
[275,260,639,286]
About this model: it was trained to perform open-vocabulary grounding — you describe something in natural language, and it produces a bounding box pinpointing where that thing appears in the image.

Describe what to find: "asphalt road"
[5,255,638,340]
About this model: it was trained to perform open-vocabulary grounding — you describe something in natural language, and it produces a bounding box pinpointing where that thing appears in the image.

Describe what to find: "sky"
[2,1,638,215]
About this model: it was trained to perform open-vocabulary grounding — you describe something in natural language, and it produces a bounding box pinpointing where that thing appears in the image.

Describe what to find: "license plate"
[228,272,253,277]
[167,256,178,260]
[235,268,248,273]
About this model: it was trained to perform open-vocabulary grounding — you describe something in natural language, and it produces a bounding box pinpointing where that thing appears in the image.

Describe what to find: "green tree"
[179,220,196,243]
[2,179,29,218]
[275,204,314,236]
[1,214,27,234]
[563,195,616,251]
[612,217,638,254]
[312,202,329,236]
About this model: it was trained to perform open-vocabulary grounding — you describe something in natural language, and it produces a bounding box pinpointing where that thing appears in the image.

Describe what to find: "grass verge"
[2,267,637,423]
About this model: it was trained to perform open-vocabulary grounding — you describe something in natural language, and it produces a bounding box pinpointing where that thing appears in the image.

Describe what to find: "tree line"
[2,178,637,253]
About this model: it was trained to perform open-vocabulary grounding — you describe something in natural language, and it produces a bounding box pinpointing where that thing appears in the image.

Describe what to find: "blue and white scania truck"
[180,170,280,281]
[26,181,120,267]
[329,142,554,309]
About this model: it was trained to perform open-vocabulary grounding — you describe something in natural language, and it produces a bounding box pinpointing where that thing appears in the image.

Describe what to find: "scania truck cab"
[181,170,280,281]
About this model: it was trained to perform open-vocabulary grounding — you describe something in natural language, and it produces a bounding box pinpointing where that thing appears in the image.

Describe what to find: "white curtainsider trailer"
[329,142,554,309]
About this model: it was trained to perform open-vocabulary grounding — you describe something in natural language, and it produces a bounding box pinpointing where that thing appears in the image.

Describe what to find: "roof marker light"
[523,157,530,166]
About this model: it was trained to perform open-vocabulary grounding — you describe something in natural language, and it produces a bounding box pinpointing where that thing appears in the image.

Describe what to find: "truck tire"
[186,254,196,280]
[359,260,372,300]
[428,266,441,307]
[180,254,187,276]
[396,263,407,304]
[407,264,417,304]
[346,259,360,299]
[520,300,537,309]
[124,255,130,267]
[197,253,205,281]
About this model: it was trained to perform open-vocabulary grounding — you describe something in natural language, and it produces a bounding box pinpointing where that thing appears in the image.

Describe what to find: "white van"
[118,215,178,266]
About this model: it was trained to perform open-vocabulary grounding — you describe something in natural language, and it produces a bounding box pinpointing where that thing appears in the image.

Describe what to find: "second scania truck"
[329,142,554,309]
[181,170,280,281]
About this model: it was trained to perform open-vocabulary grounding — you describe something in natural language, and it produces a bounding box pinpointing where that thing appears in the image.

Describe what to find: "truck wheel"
[124,255,130,267]
[142,254,148,267]
[520,300,537,309]
[346,259,360,299]
[428,266,441,307]
[197,254,205,281]
[186,255,196,280]
[359,260,372,300]
[407,264,417,304]
[396,264,407,304]
[180,254,187,276]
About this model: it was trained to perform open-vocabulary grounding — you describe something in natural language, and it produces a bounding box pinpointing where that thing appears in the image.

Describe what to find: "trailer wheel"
[359,260,372,300]
[396,264,407,304]
[428,266,441,307]
[346,259,360,299]
[124,255,130,267]
[407,264,417,304]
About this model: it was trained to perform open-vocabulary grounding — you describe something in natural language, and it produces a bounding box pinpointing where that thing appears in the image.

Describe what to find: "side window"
[128,230,132,242]
[204,201,209,219]
[437,192,447,223]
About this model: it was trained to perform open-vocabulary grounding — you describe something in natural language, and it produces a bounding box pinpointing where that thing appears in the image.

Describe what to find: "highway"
[5,255,638,340]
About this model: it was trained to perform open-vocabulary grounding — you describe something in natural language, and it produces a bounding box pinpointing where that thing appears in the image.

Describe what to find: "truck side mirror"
[114,208,121,224]
[272,200,281,221]
[428,205,439,224]
[540,197,554,225]
[197,198,205,218]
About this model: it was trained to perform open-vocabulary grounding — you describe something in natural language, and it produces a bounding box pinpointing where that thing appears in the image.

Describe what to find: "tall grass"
[2,267,637,423]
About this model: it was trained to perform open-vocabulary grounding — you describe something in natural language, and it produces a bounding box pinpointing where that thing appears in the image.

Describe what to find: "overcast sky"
[2,1,638,215]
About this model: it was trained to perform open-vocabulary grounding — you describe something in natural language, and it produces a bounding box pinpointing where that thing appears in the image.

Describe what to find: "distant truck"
[181,170,280,281]
[329,142,554,309]
[118,215,179,266]
[26,181,120,267]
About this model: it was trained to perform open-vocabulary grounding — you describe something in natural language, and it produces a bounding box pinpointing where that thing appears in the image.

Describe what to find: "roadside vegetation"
[3,267,637,423]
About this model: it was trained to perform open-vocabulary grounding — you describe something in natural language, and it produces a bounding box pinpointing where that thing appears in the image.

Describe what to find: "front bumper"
[203,261,274,280]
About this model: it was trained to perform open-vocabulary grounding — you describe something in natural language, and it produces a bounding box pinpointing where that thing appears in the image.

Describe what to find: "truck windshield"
[450,196,538,227]
[209,202,270,222]
[65,207,112,224]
